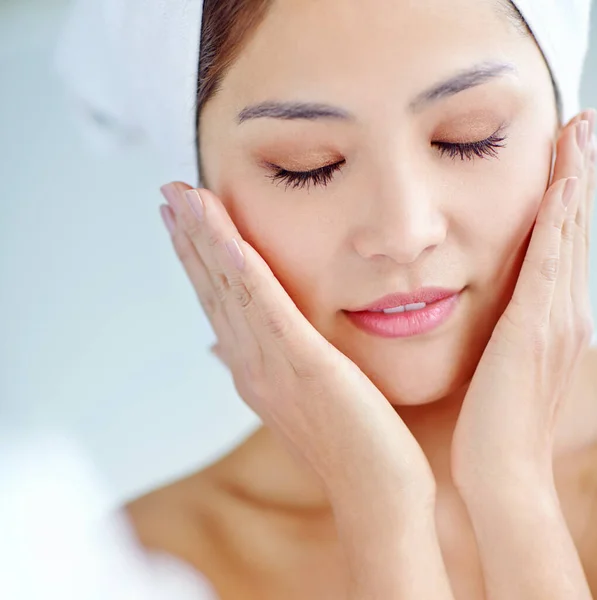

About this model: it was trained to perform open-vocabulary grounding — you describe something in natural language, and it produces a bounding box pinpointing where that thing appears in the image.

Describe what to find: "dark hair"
[195,0,272,181]
[195,0,561,179]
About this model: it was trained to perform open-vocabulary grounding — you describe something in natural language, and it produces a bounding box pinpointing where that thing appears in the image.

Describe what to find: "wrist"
[325,456,436,512]
[453,451,555,499]
[330,480,437,538]
[457,470,560,517]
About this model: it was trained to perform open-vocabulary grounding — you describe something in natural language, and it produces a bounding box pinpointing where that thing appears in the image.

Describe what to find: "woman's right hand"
[159,182,454,600]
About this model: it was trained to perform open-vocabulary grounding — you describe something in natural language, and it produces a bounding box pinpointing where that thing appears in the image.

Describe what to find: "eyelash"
[267,130,508,191]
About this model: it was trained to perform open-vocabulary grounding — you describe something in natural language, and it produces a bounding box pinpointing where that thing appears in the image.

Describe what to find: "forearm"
[461,479,592,600]
[331,488,454,600]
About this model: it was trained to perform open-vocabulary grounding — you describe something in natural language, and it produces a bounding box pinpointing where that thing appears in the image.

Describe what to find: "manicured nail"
[577,121,589,152]
[160,183,180,209]
[185,189,205,222]
[563,177,578,209]
[226,239,245,271]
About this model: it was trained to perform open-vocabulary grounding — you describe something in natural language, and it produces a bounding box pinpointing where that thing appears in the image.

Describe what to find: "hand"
[158,183,454,600]
[450,111,596,600]
[452,110,596,490]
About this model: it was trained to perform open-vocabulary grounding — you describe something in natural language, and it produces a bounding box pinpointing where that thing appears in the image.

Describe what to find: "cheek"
[463,124,553,296]
[219,180,338,322]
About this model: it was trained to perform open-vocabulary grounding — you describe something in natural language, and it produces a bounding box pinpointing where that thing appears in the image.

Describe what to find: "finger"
[179,189,272,375]
[575,111,595,238]
[585,128,597,263]
[569,112,595,322]
[551,119,585,185]
[160,184,239,360]
[169,184,283,374]
[555,122,587,314]
[589,135,597,239]
[574,126,597,330]
[508,177,574,325]
[187,188,323,365]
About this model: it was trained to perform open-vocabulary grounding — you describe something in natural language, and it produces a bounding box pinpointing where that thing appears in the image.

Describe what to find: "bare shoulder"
[123,468,231,582]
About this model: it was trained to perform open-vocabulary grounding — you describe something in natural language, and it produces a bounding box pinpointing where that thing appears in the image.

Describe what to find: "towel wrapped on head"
[53,0,592,186]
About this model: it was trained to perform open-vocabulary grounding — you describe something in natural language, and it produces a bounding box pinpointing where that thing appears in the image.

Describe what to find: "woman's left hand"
[451,110,596,600]
[452,110,596,488]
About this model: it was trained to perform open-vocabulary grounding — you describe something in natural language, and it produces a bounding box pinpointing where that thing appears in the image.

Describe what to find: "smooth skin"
[129,113,596,600]
[126,0,597,597]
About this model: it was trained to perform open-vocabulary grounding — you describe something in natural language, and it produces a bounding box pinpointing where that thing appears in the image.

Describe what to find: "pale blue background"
[1,0,596,505]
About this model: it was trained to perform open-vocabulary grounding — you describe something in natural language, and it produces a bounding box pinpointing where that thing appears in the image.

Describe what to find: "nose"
[351,165,447,265]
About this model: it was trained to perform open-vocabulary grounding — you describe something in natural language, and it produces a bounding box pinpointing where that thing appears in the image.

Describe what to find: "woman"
[59,0,597,598]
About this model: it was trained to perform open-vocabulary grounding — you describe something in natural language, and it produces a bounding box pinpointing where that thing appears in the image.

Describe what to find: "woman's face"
[199,0,559,407]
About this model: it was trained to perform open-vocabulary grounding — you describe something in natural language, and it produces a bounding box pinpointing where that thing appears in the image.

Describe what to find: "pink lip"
[345,289,463,339]
[351,287,461,312]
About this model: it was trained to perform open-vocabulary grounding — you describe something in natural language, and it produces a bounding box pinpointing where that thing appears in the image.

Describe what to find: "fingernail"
[226,239,245,271]
[185,189,205,222]
[577,121,589,152]
[563,177,578,209]
[160,204,176,235]
[160,183,181,210]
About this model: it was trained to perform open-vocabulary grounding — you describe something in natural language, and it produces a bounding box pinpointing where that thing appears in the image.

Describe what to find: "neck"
[215,385,470,513]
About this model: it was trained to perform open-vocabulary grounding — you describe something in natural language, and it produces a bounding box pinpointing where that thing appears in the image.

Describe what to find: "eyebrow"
[237,61,517,124]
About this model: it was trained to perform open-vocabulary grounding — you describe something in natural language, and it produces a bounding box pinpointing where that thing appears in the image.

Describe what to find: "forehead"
[220,0,524,104]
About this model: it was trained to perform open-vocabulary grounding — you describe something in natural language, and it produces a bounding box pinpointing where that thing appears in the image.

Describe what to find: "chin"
[332,322,489,409]
[385,375,471,408]
[365,361,474,408]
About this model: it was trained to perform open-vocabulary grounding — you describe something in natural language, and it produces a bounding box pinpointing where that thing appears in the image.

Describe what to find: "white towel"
[54,0,203,185]
[0,431,219,600]
[53,0,593,188]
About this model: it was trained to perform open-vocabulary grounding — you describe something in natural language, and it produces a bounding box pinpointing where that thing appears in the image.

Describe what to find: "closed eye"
[267,128,508,191]
[267,160,347,191]
[433,128,508,161]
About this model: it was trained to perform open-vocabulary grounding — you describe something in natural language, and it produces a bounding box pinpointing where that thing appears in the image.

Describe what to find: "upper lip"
[349,287,462,312]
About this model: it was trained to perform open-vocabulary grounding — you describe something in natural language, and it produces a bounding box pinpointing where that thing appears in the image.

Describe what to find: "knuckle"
[262,309,291,341]
[182,214,203,239]
[212,272,230,303]
[206,231,221,249]
[539,256,560,282]
[561,219,576,244]
[231,280,253,310]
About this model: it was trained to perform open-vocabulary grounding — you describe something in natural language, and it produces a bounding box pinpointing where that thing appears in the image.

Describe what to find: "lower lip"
[345,293,461,339]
